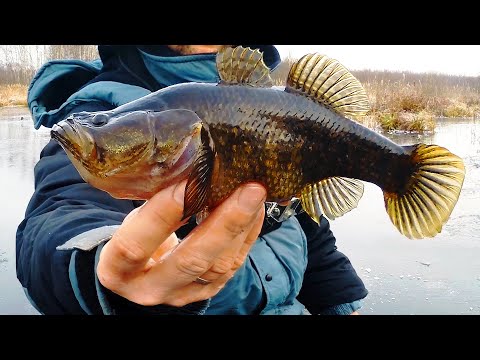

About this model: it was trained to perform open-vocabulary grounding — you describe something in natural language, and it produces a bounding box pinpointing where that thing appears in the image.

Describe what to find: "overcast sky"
[275,45,480,77]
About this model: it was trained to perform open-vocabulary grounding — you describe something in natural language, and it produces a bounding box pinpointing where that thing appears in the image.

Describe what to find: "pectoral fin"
[195,208,210,225]
[182,127,215,221]
[300,177,364,223]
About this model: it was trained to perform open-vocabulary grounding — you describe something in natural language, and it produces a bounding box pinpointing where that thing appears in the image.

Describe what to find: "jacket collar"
[98,45,282,78]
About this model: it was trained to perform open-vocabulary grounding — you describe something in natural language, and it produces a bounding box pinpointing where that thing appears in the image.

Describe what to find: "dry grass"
[0,84,28,107]
[271,61,480,132]
[351,71,480,131]
[376,111,436,132]
[443,99,477,118]
[4,63,480,133]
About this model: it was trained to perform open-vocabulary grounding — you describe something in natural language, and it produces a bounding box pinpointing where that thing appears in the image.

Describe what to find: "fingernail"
[238,184,266,212]
[173,180,187,206]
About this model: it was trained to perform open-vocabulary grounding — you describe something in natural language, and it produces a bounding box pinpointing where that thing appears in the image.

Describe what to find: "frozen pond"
[1,107,479,315]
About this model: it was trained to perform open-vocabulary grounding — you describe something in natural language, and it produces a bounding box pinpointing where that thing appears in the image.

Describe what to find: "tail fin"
[384,144,465,239]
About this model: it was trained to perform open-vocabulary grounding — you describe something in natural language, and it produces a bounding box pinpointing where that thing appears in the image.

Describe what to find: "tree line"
[0,45,98,85]
[2,46,479,91]
[270,55,480,91]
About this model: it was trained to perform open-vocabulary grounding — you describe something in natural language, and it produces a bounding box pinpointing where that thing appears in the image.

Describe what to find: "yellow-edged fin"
[300,177,364,223]
[384,144,465,239]
[286,53,370,120]
[216,46,273,87]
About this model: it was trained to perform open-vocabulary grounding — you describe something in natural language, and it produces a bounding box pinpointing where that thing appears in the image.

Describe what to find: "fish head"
[51,109,203,199]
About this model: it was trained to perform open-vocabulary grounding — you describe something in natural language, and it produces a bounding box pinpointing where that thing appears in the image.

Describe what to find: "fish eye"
[91,113,109,127]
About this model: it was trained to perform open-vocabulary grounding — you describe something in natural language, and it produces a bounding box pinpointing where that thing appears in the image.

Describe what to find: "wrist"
[102,286,211,315]
[319,299,363,315]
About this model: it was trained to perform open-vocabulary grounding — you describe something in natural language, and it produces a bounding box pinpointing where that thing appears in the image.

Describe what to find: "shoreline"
[0,105,477,130]
[0,106,30,116]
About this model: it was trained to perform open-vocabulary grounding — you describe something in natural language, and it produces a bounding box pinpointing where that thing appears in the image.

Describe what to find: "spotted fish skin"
[144,82,410,206]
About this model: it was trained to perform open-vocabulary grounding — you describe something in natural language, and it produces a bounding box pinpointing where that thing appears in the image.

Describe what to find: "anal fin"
[300,177,364,223]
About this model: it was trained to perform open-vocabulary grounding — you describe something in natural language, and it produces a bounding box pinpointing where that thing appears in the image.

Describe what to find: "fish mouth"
[51,120,96,173]
[51,123,72,150]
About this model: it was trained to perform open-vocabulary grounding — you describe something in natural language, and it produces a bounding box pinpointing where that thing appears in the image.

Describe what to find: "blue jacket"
[16,45,367,315]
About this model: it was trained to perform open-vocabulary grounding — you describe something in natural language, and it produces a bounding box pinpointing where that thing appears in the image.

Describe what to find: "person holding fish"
[23,44,464,315]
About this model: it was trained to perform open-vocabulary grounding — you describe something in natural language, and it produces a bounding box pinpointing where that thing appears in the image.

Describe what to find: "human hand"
[96,180,266,307]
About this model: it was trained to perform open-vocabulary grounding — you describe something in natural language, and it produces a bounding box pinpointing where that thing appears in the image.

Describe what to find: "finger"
[231,207,265,271]
[147,183,267,286]
[160,208,262,307]
[196,207,265,282]
[98,180,186,280]
[160,269,236,307]
[151,233,180,262]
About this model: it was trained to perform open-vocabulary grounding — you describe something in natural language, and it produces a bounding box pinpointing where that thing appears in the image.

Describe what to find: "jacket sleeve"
[296,212,368,315]
[16,102,208,315]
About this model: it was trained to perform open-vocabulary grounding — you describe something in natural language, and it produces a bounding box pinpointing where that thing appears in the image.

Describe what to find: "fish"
[51,45,466,239]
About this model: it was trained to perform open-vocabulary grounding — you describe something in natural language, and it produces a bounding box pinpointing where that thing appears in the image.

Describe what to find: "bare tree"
[0,45,99,85]
[47,45,98,61]
[0,45,37,85]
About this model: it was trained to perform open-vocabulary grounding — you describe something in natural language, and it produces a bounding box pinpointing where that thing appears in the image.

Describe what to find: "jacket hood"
[27,59,104,129]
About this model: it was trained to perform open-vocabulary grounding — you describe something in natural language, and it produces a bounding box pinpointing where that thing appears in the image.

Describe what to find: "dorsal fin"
[285,53,370,119]
[216,46,273,87]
